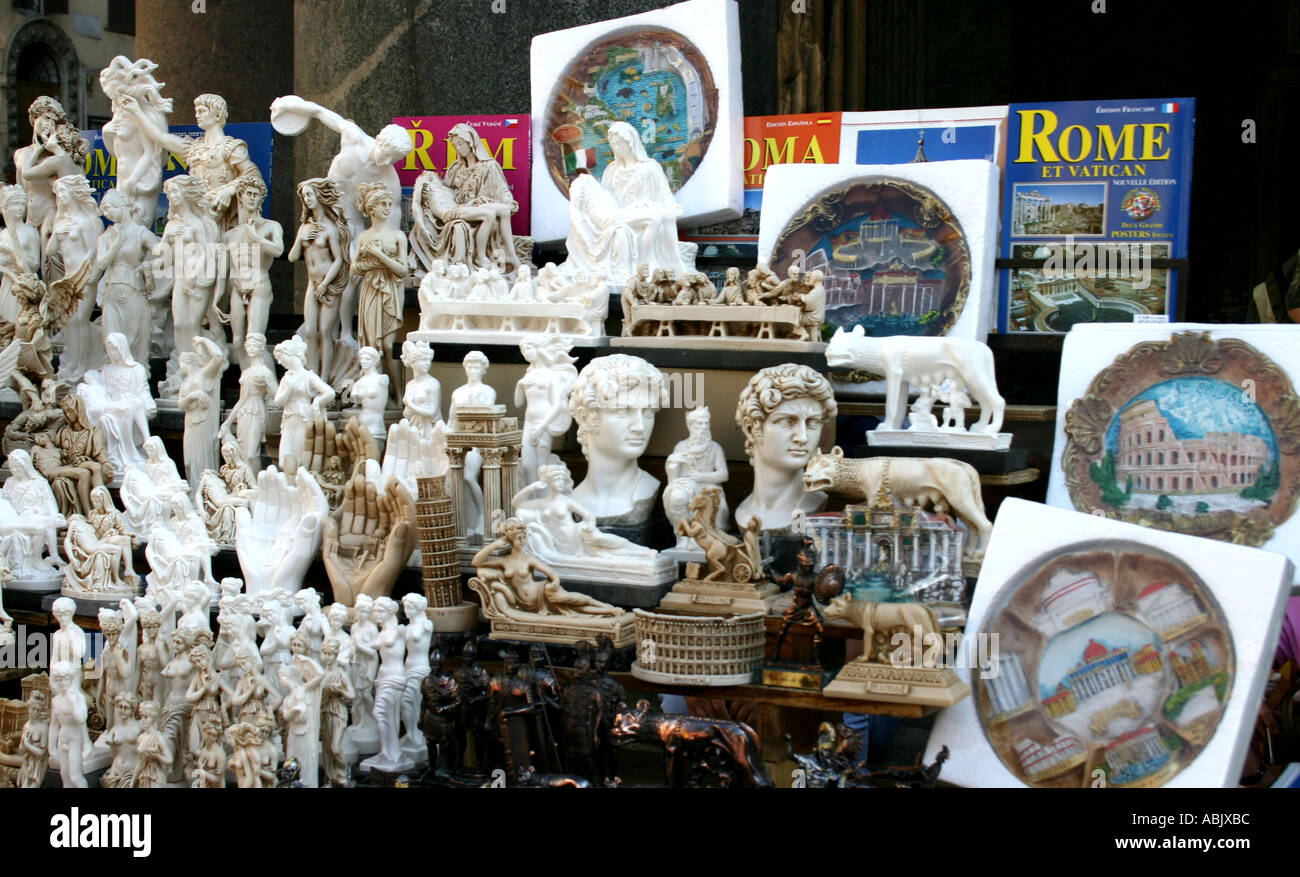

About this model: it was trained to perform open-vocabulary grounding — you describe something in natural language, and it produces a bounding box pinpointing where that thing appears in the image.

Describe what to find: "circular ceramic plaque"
[770,178,971,337]
[1062,331,1300,546]
[975,540,1234,788]
[543,29,719,199]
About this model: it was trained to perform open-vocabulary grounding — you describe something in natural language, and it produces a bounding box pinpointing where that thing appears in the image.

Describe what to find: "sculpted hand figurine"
[352,182,406,403]
[516,335,578,486]
[288,177,350,380]
[321,471,417,605]
[235,466,328,598]
[270,95,408,347]
[273,336,335,470]
[76,332,156,474]
[735,363,837,531]
[218,333,279,472]
[663,407,729,552]
[88,190,158,366]
[222,176,282,363]
[568,354,666,525]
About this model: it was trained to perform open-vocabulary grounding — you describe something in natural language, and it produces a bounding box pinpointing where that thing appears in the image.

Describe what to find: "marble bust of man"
[735,363,837,531]
[568,354,666,526]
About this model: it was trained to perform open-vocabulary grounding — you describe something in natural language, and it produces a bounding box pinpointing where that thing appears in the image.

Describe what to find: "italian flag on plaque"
[564,145,597,174]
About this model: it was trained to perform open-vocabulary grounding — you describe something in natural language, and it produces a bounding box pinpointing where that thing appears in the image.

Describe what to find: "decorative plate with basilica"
[975,540,1234,788]
[541,29,718,199]
[1061,331,1300,546]
[768,178,972,338]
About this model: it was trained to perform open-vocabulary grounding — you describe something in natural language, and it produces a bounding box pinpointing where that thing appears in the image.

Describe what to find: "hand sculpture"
[321,471,417,606]
[300,414,380,508]
[234,466,328,598]
[380,417,448,500]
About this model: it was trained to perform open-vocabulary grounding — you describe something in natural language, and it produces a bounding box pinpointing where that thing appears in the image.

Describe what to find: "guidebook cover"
[686,111,840,258]
[838,105,1006,170]
[390,114,532,237]
[999,98,1194,333]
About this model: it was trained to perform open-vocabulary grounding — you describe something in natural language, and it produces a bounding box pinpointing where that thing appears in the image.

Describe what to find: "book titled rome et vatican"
[998,98,1195,334]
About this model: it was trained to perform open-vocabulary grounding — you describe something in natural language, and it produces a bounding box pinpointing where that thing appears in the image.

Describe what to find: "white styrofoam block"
[757,160,1000,341]
[1047,322,1300,581]
[925,497,1293,788]
[529,0,744,244]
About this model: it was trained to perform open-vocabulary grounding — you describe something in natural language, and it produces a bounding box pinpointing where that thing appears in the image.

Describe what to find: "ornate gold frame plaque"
[770,177,971,338]
[543,29,719,198]
[1062,331,1300,546]
[976,540,1234,788]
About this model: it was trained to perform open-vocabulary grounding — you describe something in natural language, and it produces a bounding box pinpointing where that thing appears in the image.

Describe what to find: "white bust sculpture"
[735,363,837,531]
[568,354,665,525]
[1,449,65,583]
[515,335,578,486]
[663,407,729,552]
[448,350,496,424]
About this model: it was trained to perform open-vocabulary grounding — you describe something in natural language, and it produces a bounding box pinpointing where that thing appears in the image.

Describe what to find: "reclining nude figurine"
[469,519,625,620]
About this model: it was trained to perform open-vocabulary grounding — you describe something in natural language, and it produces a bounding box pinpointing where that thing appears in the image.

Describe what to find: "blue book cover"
[998,98,1194,333]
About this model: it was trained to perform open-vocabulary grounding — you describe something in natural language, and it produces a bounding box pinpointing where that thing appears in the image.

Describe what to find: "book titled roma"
[999,98,1195,333]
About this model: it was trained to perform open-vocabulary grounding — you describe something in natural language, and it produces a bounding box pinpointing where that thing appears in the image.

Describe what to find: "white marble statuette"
[1,449,65,590]
[273,336,336,470]
[120,436,187,535]
[346,346,390,443]
[735,363,837,532]
[88,189,159,367]
[516,334,579,487]
[178,335,229,491]
[409,121,527,278]
[359,596,413,775]
[511,463,675,589]
[222,176,282,364]
[98,57,172,225]
[48,660,93,788]
[617,263,827,353]
[156,174,223,403]
[467,518,635,648]
[49,174,104,384]
[663,406,729,554]
[353,181,406,404]
[825,329,1010,449]
[196,440,257,547]
[15,97,87,265]
[76,332,157,476]
[218,333,278,473]
[270,95,408,350]
[289,177,351,382]
[568,353,665,526]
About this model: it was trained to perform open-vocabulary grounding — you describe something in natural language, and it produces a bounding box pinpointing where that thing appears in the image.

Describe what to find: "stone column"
[480,447,503,538]
[446,447,466,539]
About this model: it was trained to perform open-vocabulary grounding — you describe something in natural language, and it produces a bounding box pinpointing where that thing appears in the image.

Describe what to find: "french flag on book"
[1161,102,1180,113]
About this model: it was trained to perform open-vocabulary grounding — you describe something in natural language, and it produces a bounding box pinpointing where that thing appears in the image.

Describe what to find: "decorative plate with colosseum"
[541,29,718,200]
[1061,331,1300,547]
[768,177,971,338]
[975,539,1234,788]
